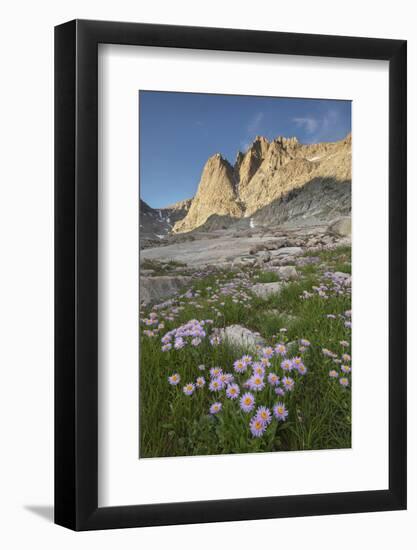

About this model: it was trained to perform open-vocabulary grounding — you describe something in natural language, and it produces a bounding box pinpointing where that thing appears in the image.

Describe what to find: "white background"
[99,45,389,506]
[0,1,415,548]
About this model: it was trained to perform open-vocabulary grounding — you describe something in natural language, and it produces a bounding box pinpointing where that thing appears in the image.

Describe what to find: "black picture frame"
[55,19,407,531]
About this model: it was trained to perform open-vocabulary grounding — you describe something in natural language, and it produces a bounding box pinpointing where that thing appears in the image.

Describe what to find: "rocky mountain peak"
[171,133,351,234]
[172,152,243,234]
[274,136,299,147]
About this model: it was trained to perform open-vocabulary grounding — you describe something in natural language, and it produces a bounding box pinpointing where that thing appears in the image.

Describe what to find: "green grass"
[140,245,352,458]
[254,271,281,283]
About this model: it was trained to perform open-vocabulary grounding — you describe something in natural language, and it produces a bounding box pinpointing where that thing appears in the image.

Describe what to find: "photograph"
[139,91,352,458]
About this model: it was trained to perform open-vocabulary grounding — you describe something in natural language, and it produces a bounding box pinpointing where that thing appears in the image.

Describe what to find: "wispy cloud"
[293,110,341,142]
[293,116,320,134]
[247,112,264,135]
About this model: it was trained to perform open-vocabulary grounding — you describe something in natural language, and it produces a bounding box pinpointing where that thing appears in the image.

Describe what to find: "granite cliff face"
[171,134,351,233]
[172,153,244,234]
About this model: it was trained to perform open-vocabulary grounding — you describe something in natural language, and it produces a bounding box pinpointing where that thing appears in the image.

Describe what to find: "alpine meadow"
[139,92,352,458]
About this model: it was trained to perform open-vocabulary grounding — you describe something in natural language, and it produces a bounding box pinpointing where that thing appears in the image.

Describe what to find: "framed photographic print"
[55,20,407,530]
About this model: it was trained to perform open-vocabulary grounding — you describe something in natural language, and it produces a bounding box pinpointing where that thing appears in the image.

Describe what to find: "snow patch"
[249,218,255,229]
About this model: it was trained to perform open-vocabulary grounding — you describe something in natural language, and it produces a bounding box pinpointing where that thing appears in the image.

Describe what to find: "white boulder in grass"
[252,281,285,299]
[220,325,266,350]
[270,265,298,281]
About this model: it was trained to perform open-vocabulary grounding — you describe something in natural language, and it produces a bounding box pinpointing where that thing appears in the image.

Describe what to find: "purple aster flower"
[322,348,337,358]
[233,359,247,373]
[241,355,252,365]
[240,392,255,413]
[252,363,266,377]
[328,369,339,378]
[297,363,308,375]
[339,377,349,387]
[342,353,351,362]
[300,339,311,347]
[196,376,206,388]
[183,383,195,395]
[209,335,222,346]
[281,359,293,372]
[161,343,172,352]
[341,365,351,374]
[168,373,180,385]
[174,337,186,350]
[209,378,224,392]
[273,402,288,421]
[340,340,349,347]
[209,402,222,415]
[221,373,234,385]
[268,372,280,386]
[260,357,271,368]
[226,383,240,400]
[248,375,265,392]
[275,387,285,396]
[282,376,295,392]
[191,337,202,346]
[255,406,272,425]
[275,343,287,356]
[249,417,267,438]
[292,356,303,368]
[210,367,222,378]
[262,347,274,359]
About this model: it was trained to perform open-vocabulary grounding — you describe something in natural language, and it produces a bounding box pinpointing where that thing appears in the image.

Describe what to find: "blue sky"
[139,91,351,208]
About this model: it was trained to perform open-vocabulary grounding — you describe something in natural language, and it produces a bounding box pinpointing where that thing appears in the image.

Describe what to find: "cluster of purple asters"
[327,342,351,388]
[141,312,166,338]
[155,266,351,441]
[301,271,351,301]
[248,402,288,437]
[159,318,215,351]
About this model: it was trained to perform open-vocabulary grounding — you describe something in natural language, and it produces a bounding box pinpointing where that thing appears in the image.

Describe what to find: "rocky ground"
[140,216,350,305]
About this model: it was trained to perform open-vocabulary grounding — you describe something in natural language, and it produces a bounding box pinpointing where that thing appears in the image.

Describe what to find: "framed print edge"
[54,19,407,531]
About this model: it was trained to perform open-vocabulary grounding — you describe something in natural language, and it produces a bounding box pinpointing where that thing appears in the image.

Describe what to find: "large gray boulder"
[252,281,285,299]
[271,247,303,257]
[220,325,266,349]
[140,275,193,304]
[273,265,298,281]
[328,217,351,237]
